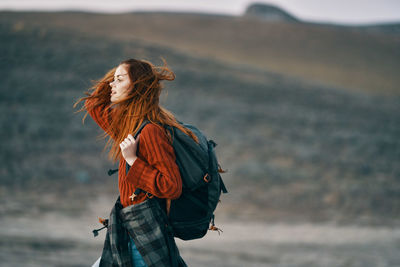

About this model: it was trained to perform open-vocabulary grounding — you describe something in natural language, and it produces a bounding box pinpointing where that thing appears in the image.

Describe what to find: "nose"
[109,81,114,87]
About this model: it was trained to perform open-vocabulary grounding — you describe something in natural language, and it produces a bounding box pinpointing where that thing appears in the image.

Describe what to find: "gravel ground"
[1,195,399,267]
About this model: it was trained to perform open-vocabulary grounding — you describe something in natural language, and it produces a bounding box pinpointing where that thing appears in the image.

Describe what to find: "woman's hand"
[120,134,140,166]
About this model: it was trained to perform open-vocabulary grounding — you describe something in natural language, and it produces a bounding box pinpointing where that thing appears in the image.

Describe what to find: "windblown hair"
[74,58,198,162]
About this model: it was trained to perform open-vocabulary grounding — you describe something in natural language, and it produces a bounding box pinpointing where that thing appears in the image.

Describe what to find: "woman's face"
[110,64,131,103]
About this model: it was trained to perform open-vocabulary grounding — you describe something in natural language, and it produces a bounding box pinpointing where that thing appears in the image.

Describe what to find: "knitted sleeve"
[125,123,182,200]
[84,98,114,137]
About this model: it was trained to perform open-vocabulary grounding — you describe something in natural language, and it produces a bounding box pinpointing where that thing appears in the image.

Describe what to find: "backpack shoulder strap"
[134,120,151,139]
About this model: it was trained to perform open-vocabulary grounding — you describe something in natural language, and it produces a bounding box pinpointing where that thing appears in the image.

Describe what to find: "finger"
[124,138,131,143]
[127,134,136,143]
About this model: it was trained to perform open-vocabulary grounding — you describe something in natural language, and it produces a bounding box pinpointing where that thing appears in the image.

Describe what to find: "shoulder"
[139,123,171,144]
[138,123,175,158]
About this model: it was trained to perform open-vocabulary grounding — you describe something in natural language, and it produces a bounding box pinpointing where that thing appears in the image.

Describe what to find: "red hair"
[74,58,198,162]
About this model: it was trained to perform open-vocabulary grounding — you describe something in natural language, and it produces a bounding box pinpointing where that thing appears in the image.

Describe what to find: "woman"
[74,58,195,267]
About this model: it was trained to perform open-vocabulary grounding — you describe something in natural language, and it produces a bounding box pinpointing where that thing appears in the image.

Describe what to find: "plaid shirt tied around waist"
[99,196,187,267]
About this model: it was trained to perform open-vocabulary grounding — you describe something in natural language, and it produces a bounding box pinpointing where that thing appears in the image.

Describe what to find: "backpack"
[126,120,228,241]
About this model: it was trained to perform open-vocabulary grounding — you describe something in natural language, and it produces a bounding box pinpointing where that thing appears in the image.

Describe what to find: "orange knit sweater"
[84,100,182,208]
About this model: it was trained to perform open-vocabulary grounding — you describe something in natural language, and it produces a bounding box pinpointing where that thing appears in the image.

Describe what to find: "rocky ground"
[1,192,399,267]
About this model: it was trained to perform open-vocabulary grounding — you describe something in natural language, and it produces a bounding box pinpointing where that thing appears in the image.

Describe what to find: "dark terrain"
[1,8,400,266]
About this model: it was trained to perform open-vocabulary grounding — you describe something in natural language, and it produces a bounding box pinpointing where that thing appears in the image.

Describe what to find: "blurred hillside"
[0,11,399,227]
[1,10,400,95]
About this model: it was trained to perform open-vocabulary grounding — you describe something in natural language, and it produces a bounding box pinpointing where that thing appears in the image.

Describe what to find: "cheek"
[121,84,131,96]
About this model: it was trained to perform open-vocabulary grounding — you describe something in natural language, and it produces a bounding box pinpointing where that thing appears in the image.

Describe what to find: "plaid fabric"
[99,197,131,267]
[99,197,187,267]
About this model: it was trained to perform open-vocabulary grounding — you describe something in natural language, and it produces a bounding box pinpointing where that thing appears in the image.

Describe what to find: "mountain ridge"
[244,2,300,22]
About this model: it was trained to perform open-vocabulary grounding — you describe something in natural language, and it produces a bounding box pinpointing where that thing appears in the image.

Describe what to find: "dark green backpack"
[127,120,228,240]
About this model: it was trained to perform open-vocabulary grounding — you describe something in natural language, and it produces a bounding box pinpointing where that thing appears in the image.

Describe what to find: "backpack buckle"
[203,173,211,183]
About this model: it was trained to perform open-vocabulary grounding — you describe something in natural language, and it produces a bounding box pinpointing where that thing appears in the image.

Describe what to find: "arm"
[125,124,182,200]
[84,97,113,135]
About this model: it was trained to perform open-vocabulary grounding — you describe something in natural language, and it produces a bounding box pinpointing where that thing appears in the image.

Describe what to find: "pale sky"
[1,0,400,25]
